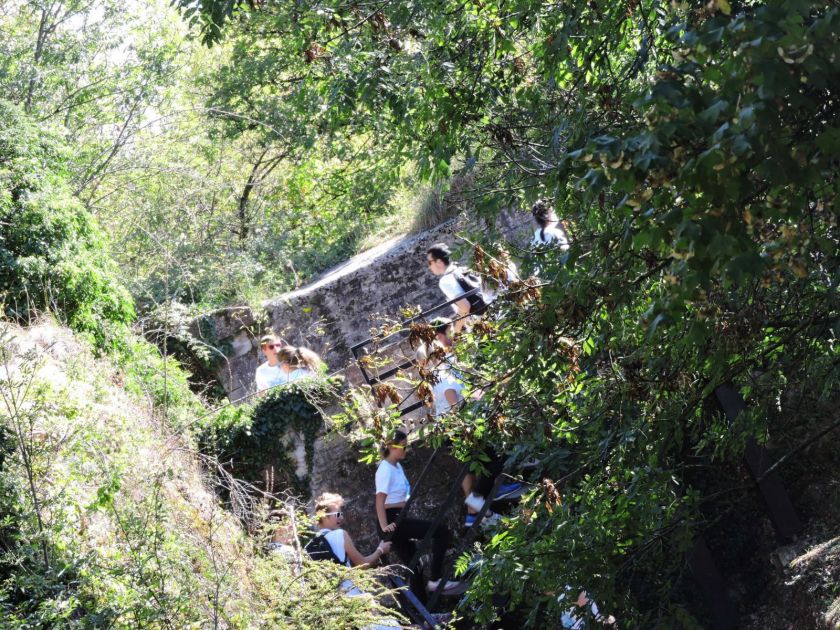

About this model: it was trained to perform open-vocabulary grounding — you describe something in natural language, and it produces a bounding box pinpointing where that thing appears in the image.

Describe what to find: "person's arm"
[451,299,471,333]
[255,369,266,393]
[376,492,396,532]
[343,531,391,567]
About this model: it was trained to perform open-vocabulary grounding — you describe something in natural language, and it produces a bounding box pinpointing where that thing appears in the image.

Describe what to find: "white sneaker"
[464,492,485,512]
[464,510,502,529]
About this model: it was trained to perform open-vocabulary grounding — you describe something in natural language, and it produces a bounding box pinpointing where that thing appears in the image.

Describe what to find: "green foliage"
[205,378,341,497]
[180,0,840,624]
[115,332,207,431]
[0,324,390,628]
[0,101,135,349]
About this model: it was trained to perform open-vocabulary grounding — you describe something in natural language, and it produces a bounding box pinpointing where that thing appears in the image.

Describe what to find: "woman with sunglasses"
[313,492,391,570]
[313,493,402,630]
[375,430,465,596]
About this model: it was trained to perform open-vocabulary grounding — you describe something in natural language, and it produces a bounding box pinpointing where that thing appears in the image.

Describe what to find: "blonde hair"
[314,492,344,522]
[276,345,324,371]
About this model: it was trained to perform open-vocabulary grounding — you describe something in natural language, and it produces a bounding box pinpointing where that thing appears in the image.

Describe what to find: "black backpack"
[452,267,489,314]
[304,532,345,565]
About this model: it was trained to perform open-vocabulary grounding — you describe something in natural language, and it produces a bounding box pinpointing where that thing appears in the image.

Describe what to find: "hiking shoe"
[495,481,525,500]
[465,511,501,529]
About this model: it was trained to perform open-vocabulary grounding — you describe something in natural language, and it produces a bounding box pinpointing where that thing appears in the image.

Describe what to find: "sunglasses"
[390,443,408,450]
[263,344,279,350]
[323,511,344,518]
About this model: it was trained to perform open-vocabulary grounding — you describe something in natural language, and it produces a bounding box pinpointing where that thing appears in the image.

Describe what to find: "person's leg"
[462,472,476,498]
[429,523,452,581]
[382,508,415,568]
[392,516,451,578]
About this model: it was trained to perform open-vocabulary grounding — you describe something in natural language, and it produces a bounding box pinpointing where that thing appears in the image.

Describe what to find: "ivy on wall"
[208,377,341,498]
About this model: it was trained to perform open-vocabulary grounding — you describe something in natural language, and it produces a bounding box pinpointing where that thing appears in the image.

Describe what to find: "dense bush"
[186,0,839,624]
[204,378,341,499]
[0,101,134,349]
[0,324,392,628]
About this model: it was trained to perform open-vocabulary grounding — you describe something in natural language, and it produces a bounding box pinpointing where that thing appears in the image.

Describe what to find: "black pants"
[474,447,505,498]
[379,507,450,581]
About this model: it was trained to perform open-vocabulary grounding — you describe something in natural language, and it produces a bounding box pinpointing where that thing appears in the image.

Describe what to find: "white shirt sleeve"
[375,461,391,495]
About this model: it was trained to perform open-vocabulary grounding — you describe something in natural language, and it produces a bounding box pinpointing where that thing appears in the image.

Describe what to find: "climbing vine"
[207,378,341,499]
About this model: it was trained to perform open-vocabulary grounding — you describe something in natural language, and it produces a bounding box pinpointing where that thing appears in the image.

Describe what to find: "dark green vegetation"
[0,0,837,626]
[0,0,431,314]
[0,101,134,349]
[205,378,341,498]
[0,4,390,624]
[181,0,840,625]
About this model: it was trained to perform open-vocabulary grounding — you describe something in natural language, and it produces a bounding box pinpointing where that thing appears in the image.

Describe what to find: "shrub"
[204,378,341,500]
[0,100,134,350]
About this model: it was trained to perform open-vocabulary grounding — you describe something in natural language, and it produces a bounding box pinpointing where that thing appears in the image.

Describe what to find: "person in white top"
[313,492,390,569]
[414,341,464,416]
[255,334,288,394]
[374,430,465,596]
[559,587,616,628]
[531,199,571,250]
[415,341,513,528]
[312,494,402,630]
[275,345,324,384]
[426,243,487,333]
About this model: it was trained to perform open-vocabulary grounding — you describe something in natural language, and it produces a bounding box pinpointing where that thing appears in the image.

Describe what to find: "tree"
[176,0,840,624]
[0,100,134,348]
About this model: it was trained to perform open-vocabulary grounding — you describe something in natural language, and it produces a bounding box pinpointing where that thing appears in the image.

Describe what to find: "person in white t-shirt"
[313,492,390,571]
[415,341,514,528]
[531,199,571,250]
[415,341,464,417]
[255,334,287,394]
[426,243,487,333]
[312,494,401,630]
[375,430,465,596]
[559,587,616,628]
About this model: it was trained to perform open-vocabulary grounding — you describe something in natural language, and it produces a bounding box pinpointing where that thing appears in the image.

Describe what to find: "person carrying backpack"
[306,492,391,570]
[306,493,401,630]
[426,243,488,332]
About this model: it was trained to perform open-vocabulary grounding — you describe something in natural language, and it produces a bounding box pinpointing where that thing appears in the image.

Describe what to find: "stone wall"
[191,211,533,535]
[192,211,532,403]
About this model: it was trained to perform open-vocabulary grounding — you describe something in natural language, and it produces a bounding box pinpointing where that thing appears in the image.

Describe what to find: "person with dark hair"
[375,430,465,596]
[274,345,325,384]
[426,243,488,332]
[255,334,288,394]
[429,316,454,350]
[414,341,464,417]
[532,199,570,250]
